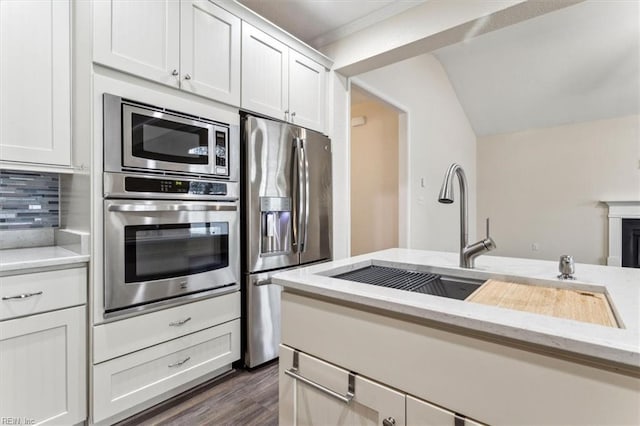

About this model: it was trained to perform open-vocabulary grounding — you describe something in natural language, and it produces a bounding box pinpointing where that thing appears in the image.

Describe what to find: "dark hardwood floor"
[118,361,279,426]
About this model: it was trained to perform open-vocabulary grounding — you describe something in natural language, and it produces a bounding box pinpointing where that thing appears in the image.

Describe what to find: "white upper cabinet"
[94,0,240,106]
[0,0,71,167]
[93,0,181,88]
[241,22,289,121]
[241,22,327,133]
[289,50,326,133]
[181,0,240,105]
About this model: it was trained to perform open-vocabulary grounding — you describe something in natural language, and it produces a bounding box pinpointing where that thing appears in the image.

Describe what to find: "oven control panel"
[125,176,227,196]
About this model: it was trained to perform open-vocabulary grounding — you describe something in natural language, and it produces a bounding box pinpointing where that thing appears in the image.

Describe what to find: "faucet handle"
[486,217,491,239]
[484,217,496,250]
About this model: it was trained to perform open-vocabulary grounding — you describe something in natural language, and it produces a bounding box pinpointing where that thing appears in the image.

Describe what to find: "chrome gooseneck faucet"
[438,163,496,268]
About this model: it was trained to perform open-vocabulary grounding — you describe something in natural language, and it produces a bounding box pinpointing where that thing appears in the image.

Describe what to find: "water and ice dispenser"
[260,197,291,255]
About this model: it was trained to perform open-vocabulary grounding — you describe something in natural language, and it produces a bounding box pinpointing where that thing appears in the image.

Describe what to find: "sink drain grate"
[333,265,448,295]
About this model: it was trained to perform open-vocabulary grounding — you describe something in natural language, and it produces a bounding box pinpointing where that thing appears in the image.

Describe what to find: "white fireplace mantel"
[604,201,640,266]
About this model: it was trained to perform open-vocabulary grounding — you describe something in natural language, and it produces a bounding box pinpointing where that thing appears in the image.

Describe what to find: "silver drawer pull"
[285,350,355,404]
[169,317,192,327]
[285,369,355,403]
[168,356,191,368]
[2,291,43,301]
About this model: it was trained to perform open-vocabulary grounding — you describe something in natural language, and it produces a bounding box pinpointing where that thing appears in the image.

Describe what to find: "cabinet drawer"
[94,291,240,363]
[0,267,87,321]
[280,345,406,426]
[93,318,240,423]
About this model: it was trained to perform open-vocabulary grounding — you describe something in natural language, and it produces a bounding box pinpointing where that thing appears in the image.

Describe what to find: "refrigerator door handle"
[291,139,297,252]
[296,137,306,253]
[291,138,298,252]
[301,139,310,252]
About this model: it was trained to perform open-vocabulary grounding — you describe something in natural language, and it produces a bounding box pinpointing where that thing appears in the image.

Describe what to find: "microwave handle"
[107,203,237,212]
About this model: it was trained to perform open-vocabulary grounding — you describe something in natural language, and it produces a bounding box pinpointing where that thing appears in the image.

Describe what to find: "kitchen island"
[273,248,640,425]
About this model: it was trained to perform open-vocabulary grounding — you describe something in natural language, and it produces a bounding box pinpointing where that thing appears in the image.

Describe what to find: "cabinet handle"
[169,317,192,327]
[291,112,296,117]
[171,69,179,76]
[383,417,397,426]
[285,369,355,403]
[2,291,43,301]
[284,109,290,121]
[285,350,355,404]
[184,73,192,80]
[168,356,191,368]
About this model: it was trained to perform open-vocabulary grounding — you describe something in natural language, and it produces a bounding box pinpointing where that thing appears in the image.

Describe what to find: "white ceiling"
[238,0,639,137]
[433,0,640,136]
[237,0,425,48]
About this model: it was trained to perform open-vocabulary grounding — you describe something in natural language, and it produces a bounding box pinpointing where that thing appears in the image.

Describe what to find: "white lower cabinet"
[0,306,86,425]
[1,267,86,321]
[93,291,240,363]
[281,291,640,425]
[280,344,486,426]
[280,345,405,426]
[92,318,240,424]
[407,395,486,426]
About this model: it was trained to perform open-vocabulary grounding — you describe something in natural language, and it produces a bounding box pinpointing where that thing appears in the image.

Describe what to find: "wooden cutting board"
[466,279,619,328]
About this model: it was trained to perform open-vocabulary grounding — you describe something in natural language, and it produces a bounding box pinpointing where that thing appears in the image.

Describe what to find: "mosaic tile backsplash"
[0,170,59,230]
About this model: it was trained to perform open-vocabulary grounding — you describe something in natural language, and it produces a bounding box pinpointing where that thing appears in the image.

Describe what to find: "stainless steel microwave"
[103,94,238,179]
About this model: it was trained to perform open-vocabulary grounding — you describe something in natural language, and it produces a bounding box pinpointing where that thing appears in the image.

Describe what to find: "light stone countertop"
[0,246,90,274]
[272,248,640,370]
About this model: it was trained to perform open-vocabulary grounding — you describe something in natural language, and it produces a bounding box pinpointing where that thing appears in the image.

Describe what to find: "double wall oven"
[102,94,240,318]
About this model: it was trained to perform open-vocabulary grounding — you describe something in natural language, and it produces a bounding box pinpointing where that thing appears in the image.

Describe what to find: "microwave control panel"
[215,130,228,175]
[124,176,227,196]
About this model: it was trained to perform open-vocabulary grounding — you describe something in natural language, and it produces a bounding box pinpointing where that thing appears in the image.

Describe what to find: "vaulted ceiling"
[238,0,639,136]
[433,0,640,136]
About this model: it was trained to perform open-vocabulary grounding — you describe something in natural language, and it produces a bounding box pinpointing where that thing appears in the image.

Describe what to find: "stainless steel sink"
[332,265,482,300]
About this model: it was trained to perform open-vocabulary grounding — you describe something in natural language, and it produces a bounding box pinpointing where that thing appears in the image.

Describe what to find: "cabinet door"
[93,0,180,87]
[180,0,240,105]
[280,345,405,426]
[407,395,456,425]
[0,306,86,425]
[0,0,70,166]
[241,22,289,121]
[407,395,486,426]
[289,50,326,133]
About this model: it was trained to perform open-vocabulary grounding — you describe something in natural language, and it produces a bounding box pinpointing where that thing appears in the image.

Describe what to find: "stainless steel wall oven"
[103,94,240,318]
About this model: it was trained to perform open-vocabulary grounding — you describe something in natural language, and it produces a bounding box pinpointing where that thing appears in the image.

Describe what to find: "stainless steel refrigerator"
[241,114,332,368]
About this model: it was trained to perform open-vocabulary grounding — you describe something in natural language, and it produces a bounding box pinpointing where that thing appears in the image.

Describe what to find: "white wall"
[350,100,399,255]
[327,70,351,260]
[477,114,640,265]
[355,53,477,252]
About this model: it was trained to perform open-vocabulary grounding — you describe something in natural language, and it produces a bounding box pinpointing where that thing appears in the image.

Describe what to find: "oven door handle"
[107,203,237,212]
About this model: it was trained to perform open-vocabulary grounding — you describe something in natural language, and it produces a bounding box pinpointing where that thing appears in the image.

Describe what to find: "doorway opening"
[349,84,404,256]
